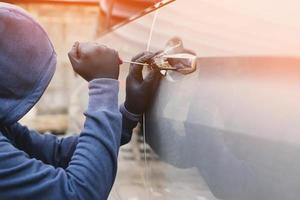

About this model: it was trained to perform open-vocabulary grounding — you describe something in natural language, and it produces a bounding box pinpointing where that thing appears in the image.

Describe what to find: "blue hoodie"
[0,3,136,200]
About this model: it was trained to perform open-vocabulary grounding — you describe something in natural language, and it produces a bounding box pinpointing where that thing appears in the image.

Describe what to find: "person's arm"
[3,51,161,170]
[3,110,137,169]
[0,78,122,200]
[120,51,162,144]
[3,123,79,169]
[0,41,124,199]
[120,107,139,145]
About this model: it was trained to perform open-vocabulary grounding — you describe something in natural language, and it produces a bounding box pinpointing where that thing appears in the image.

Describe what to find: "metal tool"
[121,43,181,67]
[122,60,149,66]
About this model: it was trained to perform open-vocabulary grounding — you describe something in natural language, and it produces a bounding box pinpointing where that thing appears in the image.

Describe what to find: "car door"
[97,0,300,199]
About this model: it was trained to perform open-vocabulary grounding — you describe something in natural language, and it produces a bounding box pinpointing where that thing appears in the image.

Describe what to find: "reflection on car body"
[97,0,300,199]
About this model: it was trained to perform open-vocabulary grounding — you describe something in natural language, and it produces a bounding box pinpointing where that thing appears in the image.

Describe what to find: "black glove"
[124,51,162,115]
[68,42,122,81]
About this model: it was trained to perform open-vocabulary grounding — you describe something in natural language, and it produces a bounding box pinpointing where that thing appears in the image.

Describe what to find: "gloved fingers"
[129,52,148,82]
[133,51,157,63]
[129,51,154,82]
[118,53,123,65]
[68,41,81,69]
[142,67,162,91]
[141,50,165,91]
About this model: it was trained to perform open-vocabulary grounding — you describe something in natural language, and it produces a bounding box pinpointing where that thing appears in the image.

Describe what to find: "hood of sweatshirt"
[0,3,56,125]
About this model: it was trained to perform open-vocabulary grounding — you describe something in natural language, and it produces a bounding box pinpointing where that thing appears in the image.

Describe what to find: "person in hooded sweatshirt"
[0,3,161,200]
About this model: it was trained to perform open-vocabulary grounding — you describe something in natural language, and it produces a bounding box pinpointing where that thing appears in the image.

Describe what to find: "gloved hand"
[124,52,162,115]
[68,41,122,81]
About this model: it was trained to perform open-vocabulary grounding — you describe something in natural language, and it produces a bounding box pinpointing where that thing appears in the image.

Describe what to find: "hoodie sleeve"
[4,124,79,169]
[0,78,122,200]
[5,110,138,169]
